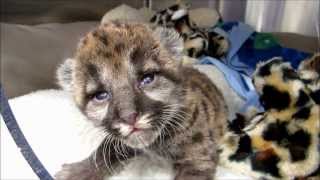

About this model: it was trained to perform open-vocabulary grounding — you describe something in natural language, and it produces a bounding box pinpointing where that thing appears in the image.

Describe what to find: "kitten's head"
[57,22,187,149]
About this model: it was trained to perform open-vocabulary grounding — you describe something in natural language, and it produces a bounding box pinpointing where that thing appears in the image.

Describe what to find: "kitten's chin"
[124,129,158,149]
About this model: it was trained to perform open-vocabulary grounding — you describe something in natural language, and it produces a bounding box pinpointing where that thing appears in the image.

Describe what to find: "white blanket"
[1,65,250,180]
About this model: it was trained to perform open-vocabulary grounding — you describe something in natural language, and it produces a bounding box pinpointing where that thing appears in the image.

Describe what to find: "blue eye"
[93,91,111,102]
[140,73,155,86]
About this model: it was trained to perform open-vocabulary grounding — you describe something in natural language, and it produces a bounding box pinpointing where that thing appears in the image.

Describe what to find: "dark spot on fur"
[260,85,290,110]
[310,89,320,105]
[114,43,125,54]
[181,33,188,41]
[201,100,209,122]
[251,149,281,177]
[282,67,299,81]
[292,106,311,120]
[191,106,199,125]
[258,59,282,77]
[130,48,144,63]
[102,51,112,58]
[187,48,196,57]
[229,134,252,161]
[192,132,204,143]
[87,63,99,80]
[295,90,310,107]
[258,63,272,76]
[91,29,108,46]
[288,130,311,162]
[98,33,108,46]
[288,146,307,162]
[263,121,289,146]
[113,61,122,71]
[264,121,311,162]
[165,14,171,22]
[150,15,157,22]
[228,113,247,134]
[186,106,199,130]
[92,29,99,37]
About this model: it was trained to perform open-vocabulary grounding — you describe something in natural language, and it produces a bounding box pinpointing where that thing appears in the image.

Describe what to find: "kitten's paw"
[54,163,103,180]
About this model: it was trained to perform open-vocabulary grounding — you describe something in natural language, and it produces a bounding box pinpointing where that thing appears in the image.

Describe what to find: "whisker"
[106,135,116,174]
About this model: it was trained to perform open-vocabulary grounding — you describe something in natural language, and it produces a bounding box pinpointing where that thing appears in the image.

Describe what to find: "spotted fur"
[219,56,320,180]
[150,3,229,60]
[55,21,228,180]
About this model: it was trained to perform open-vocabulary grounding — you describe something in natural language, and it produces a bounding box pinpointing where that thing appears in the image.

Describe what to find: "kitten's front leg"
[55,158,105,180]
[55,141,135,180]
[173,139,218,180]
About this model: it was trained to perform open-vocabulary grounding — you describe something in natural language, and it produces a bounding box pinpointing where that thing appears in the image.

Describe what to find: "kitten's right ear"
[153,27,184,61]
[56,58,75,91]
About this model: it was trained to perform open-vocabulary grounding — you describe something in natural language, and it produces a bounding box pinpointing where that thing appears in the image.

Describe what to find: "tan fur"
[56,21,228,180]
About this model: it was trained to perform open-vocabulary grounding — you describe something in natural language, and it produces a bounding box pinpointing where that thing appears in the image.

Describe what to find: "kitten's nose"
[121,112,138,126]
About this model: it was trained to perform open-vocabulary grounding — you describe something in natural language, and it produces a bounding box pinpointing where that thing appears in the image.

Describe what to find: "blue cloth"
[199,57,264,113]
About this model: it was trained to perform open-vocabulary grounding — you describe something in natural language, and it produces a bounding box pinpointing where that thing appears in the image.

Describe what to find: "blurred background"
[2,0,319,37]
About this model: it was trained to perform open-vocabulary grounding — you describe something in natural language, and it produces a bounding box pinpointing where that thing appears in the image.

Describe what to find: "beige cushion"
[100,5,221,28]
[101,4,148,24]
[189,8,220,28]
[1,22,99,98]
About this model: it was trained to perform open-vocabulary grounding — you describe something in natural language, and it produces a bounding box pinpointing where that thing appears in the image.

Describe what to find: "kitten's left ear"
[56,58,75,91]
[153,27,184,61]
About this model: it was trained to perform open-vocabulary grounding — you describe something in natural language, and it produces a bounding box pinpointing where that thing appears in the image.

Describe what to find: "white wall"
[245,0,320,37]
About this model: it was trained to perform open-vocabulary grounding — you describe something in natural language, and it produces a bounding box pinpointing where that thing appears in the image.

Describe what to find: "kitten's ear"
[153,27,184,60]
[56,58,75,91]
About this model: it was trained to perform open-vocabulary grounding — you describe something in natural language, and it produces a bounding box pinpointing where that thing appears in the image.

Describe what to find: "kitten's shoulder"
[181,66,217,88]
[181,65,226,108]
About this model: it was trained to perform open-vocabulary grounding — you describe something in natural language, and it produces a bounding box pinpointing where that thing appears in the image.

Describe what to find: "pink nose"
[122,112,138,125]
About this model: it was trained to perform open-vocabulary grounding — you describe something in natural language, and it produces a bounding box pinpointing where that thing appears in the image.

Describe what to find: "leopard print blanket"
[219,53,320,180]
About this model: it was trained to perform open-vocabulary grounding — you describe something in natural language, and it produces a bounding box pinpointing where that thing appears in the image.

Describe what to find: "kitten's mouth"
[123,128,158,149]
[125,126,148,137]
[114,114,159,148]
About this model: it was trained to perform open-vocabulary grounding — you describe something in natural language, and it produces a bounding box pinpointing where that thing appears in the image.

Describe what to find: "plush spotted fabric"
[219,55,320,180]
[150,3,229,60]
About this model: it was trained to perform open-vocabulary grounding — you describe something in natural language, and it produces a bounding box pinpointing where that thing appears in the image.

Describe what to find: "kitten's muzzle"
[120,112,138,126]
[116,113,153,138]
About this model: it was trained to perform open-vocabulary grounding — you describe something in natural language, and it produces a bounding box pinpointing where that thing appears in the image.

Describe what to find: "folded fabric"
[200,21,312,112]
